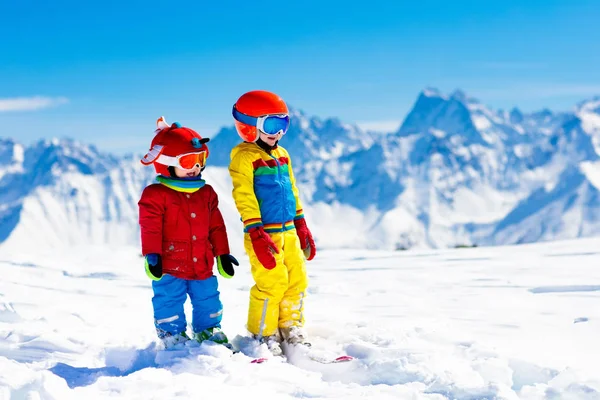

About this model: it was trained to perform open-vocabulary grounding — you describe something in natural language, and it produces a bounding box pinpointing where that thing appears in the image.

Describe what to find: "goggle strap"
[155,154,180,167]
[232,106,258,126]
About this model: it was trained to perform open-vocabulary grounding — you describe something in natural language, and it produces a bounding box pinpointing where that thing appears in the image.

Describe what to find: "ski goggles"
[232,107,290,135]
[156,151,207,170]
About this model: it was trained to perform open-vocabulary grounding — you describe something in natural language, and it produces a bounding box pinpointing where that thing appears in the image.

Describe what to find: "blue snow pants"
[151,274,223,338]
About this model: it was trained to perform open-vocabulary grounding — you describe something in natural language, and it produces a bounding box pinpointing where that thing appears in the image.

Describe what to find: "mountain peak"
[24,137,113,179]
[450,89,468,102]
[396,88,481,140]
[509,107,524,124]
[577,97,600,114]
[0,138,24,166]
[531,108,555,120]
[421,87,447,99]
[288,105,308,119]
[0,137,18,146]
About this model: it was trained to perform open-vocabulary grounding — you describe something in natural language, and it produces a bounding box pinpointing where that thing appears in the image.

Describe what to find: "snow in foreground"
[0,237,599,399]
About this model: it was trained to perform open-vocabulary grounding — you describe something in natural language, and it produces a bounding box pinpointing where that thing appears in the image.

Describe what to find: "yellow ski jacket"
[229,142,304,233]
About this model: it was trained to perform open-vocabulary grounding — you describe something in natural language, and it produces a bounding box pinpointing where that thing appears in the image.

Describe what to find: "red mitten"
[248,227,279,269]
[294,217,316,260]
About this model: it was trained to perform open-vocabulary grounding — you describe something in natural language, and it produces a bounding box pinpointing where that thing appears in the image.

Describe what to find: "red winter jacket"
[138,183,230,280]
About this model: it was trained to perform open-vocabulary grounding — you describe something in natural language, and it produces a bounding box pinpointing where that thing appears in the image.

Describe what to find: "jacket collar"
[255,138,278,154]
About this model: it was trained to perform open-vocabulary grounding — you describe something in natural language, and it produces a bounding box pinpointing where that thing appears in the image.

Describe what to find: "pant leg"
[188,275,223,333]
[244,231,288,338]
[152,274,188,337]
[279,229,309,329]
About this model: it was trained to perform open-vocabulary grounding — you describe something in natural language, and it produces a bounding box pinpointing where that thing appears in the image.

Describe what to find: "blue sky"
[1,0,600,153]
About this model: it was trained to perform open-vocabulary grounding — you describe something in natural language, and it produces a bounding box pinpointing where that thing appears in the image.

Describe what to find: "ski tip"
[333,355,354,363]
[251,357,269,364]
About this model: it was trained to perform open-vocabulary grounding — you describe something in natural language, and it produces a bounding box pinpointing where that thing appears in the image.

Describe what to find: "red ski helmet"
[141,117,210,176]
[232,90,289,142]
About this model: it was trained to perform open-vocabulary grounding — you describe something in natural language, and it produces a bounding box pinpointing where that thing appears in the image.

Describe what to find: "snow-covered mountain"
[0,138,148,251]
[2,88,600,251]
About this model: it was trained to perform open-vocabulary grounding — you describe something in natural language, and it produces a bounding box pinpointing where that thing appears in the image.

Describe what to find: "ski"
[249,353,352,364]
[250,357,269,364]
[234,336,354,365]
[307,354,354,364]
[246,347,353,364]
[281,342,355,365]
[248,350,287,364]
[249,353,288,364]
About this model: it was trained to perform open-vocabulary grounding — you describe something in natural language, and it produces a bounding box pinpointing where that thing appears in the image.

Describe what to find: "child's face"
[174,165,201,178]
[259,131,282,147]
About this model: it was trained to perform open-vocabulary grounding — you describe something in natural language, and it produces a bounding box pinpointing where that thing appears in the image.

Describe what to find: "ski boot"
[280,326,310,347]
[255,332,283,357]
[159,331,190,349]
[194,326,232,349]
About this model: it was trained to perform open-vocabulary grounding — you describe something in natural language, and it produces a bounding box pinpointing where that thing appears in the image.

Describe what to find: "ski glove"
[217,254,238,279]
[145,253,163,281]
[248,226,279,270]
[294,217,316,261]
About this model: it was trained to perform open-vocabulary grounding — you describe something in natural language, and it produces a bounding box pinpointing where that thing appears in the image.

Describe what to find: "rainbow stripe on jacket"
[229,142,304,233]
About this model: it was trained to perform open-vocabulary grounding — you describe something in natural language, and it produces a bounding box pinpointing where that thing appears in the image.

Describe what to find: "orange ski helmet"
[232,90,289,142]
[141,117,210,176]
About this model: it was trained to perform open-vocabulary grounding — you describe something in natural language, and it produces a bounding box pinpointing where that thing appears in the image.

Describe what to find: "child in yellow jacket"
[228,90,316,356]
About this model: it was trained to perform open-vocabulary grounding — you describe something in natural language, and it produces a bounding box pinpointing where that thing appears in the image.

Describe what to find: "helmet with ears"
[232,90,288,142]
[141,117,210,176]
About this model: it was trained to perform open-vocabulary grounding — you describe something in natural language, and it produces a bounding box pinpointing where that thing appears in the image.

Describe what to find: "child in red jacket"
[139,117,238,349]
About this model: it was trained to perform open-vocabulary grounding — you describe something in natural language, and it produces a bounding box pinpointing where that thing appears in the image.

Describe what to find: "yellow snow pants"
[244,229,308,337]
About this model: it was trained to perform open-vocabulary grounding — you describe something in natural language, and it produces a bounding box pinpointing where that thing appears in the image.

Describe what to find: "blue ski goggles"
[232,107,290,135]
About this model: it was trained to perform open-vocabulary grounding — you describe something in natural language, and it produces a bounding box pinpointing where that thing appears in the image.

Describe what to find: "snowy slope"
[0,139,150,252]
[0,238,599,399]
[490,163,600,245]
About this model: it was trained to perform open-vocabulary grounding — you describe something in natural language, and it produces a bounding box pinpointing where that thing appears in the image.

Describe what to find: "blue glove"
[217,254,238,279]
[145,253,163,281]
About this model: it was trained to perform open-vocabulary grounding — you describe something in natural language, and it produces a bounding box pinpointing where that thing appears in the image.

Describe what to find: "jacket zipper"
[271,153,286,226]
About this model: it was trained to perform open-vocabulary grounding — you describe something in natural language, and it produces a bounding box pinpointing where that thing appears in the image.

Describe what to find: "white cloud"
[356,120,401,133]
[0,96,69,112]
